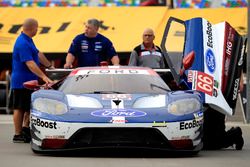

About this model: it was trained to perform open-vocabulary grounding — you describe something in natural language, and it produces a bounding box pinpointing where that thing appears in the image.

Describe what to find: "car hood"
[31,92,200,123]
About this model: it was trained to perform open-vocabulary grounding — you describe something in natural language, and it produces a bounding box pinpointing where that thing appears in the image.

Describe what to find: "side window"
[161,17,185,84]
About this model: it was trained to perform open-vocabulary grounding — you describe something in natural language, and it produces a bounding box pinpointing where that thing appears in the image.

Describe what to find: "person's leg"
[224,127,244,150]
[203,107,244,150]
[22,111,31,141]
[13,109,25,135]
[11,89,32,143]
[23,111,30,128]
[202,107,226,150]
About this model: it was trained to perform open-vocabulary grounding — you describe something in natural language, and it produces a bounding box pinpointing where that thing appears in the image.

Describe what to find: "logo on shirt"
[95,42,102,51]
[81,40,88,52]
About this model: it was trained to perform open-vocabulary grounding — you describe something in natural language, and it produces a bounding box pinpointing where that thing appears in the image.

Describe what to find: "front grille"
[65,127,173,149]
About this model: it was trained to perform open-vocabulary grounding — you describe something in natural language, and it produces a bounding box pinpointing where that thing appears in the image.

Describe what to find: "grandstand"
[0,0,247,8]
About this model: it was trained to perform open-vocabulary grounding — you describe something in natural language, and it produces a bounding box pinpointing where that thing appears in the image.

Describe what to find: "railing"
[0,70,10,114]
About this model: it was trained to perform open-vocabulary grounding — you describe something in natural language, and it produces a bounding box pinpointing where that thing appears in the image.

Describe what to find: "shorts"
[9,89,34,111]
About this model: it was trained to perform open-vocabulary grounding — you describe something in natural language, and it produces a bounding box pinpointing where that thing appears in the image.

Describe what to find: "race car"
[25,66,203,154]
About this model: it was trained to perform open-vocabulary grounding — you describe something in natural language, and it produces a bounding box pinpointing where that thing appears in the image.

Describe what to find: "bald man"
[10,18,53,143]
[128,28,167,69]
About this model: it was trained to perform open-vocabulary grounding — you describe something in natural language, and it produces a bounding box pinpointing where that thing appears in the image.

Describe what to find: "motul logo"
[233,78,239,100]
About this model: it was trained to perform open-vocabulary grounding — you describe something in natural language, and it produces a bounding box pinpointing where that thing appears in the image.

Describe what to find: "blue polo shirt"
[11,32,39,89]
[68,33,117,67]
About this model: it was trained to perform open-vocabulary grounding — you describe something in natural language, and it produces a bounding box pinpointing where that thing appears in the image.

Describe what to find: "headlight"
[33,98,68,115]
[168,98,201,115]
[133,95,166,108]
[66,95,103,108]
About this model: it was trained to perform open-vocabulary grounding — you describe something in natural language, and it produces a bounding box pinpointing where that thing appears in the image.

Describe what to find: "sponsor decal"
[91,109,147,117]
[222,24,235,92]
[110,117,127,124]
[102,94,132,100]
[214,80,219,88]
[226,40,233,58]
[232,78,240,100]
[95,44,102,51]
[153,51,162,57]
[141,51,151,56]
[180,120,201,130]
[224,58,230,77]
[205,49,216,73]
[31,117,57,129]
[152,121,167,127]
[194,112,204,123]
[187,70,193,83]
[0,22,70,34]
[238,44,245,66]
[45,135,65,139]
[206,21,213,48]
[76,69,150,75]
[193,111,203,119]
[190,70,214,96]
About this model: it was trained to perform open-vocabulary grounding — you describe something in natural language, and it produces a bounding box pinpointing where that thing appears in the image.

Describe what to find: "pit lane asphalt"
[0,114,250,167]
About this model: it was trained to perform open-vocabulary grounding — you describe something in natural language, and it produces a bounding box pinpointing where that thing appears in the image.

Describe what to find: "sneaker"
[22,127,31,143]
[235,135,244,150]
[226,127,244,150]
[13,134,26,143]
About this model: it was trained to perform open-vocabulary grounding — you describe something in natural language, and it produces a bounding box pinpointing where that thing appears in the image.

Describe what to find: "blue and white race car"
[26,16,246,155]
[26,66,203,154]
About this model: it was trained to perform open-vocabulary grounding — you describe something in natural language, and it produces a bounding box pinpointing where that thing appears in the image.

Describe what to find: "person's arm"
[128,50,138,66]
[38,52,54,69]
[25,60,53,84]
[64,53,75,68]
[111,55,120,65]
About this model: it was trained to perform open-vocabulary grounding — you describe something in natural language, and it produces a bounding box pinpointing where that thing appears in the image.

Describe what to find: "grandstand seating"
[0,0,247,8]
[0,0,142,7]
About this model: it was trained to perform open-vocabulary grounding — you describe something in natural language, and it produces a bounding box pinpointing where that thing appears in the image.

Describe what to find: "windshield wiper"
[150,84,170,92]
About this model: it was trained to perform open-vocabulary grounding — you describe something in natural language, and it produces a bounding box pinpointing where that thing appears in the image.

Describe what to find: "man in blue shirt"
[64,18,119,68]
[10,18,53,143]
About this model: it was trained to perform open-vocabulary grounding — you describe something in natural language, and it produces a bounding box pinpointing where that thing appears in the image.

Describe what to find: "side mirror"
[180,51,195,76]
[23,80,40,90]
[183,51,195,70]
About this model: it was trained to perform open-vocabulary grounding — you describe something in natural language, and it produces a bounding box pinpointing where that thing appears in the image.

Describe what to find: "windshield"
[59,73,170,94]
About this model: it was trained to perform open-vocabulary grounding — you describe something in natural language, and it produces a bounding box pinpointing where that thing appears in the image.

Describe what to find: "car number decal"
[188,70,214,96]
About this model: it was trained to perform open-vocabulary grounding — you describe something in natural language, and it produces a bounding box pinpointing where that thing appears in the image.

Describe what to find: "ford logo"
[91,109,147,117]
[206,49,216,73]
